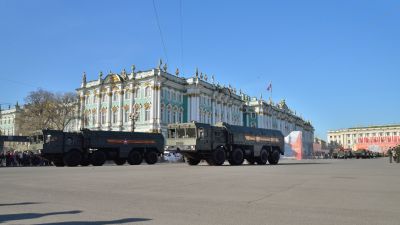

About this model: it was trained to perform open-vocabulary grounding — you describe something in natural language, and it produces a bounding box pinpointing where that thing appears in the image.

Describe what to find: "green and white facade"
[76,64,314,153]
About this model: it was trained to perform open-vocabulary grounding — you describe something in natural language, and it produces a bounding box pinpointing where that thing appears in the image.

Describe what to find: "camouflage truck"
[166,122,284,166]
[38,129,164,167]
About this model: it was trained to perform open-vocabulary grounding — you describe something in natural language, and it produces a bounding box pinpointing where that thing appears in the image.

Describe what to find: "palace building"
[0,103,22,136]
[327,124,400,153]
[76,62,314,156]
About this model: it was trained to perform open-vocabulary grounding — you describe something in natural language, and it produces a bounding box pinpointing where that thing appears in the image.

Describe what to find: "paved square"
[0,158,399,225]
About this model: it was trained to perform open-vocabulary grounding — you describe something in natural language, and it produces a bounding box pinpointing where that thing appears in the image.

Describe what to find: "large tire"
[127,150,143,165]
[80,158,90,166]
[63,150,82,167]
[246,157,255,165]
[90,151,106,166]
[268,149,281,165]
[228,148,244,165]
[256,149,268,165]
[53,159,65,167]
[209,148,226,166]
[144,151,158,165]
[114,158,126,165]
[187,157,201,165]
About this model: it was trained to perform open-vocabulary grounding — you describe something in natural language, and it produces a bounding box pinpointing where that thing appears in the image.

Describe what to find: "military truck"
[36,129,164,167]
[166,122,284,166]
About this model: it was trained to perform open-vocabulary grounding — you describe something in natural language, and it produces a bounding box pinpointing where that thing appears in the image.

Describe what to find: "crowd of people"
[0,151,51,167]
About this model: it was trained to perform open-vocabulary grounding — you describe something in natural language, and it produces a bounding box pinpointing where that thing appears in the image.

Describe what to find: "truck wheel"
[91,151,106,166]
[187,157,201,165]
[127,150,143,165]
[114,158,126,165]
[268,149,280,165]
[63,150,82,167]
[246,157,255,165]
[80,158,90,166]
[53,159,64,167]
[256,149,268,165]
[210,147,226,166]
[145,151,158,165]
[229,148,244,165]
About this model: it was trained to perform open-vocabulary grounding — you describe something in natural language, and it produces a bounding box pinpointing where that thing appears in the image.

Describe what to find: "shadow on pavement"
[0,202,42,207]
[197,161,331,166]
[0,210,82,223]
[36,218,152,225]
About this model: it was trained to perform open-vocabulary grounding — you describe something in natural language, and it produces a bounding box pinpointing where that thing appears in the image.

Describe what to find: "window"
[394,132,398,136]
[93,96,97,104]
[145,87,151,98]
[134,88,140,98]
[125,91,130,99]
[124,109,129,123]
[113,93,118,101]
[161,108,164,121]
[386,132,390,136]
[145,108,150,121]
[101,111,106,124]
[92,113,96,125]
[113,110,118,123]
[379,132,383,136]
[172,111,176,123]
[101,94,106,102]
[167,109,171,123]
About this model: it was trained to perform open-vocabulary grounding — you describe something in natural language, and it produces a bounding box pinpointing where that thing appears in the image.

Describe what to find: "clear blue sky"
[1,0,399,139]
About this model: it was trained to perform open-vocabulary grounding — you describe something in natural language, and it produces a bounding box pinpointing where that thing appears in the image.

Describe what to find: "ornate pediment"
[103,74,125,84]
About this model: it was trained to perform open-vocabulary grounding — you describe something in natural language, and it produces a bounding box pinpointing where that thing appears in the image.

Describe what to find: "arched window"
[113,110,118,123]
[124,108,129,123]
[101,110,106,124]
[145,108,150,121]
[167,108,171,123]
[145,86,151,98]
[92,112,96,125]
[134,88,140,98]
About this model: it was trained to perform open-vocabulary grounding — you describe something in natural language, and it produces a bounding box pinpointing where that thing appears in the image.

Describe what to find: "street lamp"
[129,108,140,132]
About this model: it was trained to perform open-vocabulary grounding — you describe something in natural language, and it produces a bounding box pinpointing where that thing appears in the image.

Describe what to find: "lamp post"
[129,108,140,132]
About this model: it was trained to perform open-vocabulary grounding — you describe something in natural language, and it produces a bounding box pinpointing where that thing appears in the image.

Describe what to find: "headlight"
[164,145,169,150]
[190,145,195,150]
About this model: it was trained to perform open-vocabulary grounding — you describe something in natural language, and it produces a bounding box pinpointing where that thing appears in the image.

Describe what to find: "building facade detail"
[76,63,314,151]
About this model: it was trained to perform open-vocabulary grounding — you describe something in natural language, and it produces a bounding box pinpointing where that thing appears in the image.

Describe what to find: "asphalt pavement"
[0,158,399,225]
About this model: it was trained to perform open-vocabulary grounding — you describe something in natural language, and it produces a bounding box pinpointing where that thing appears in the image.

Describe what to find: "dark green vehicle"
[38,129,164,167]
[166,122,284,166]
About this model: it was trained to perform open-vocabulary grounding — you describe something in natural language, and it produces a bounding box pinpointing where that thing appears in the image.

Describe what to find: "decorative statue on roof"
[82,72,87,84]
[212,75,215,84]
[204,74,208,81]
[122,68,127,76]
[195,68,199,78]
[175,68,180,76]
[163,63,168,72]
[131,64,136,74]
[200,72,203,79]
[99,71,103,80]
[158,59,163,69]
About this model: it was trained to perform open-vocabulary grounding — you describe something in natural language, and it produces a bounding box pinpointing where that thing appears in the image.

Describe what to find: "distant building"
[76,63,314,156]
[327,124,400,153]
[0,103,22,136]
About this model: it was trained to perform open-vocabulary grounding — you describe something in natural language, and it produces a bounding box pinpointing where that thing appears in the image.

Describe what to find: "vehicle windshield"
[168,128,196,138]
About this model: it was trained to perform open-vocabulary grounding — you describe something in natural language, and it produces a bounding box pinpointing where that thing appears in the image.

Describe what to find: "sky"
[0,0,399,139]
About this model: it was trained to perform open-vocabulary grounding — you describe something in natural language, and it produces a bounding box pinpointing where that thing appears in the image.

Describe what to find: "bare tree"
[18,89,78,135]
[51,92,78,131]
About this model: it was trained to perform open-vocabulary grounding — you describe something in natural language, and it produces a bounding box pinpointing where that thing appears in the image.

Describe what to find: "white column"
[107,88,112,130]
[130,83,135,129]
[118,89,123,130]
[96,90,101,129]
